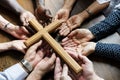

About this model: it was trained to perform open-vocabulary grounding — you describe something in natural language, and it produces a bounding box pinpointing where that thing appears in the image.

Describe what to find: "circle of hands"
[0,3,101,80]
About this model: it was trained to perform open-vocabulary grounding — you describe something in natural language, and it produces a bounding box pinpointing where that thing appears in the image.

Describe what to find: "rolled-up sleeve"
[97,0,110,4]
[0,63,28,80]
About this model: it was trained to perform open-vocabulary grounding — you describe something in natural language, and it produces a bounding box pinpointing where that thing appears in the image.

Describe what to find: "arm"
[94,42,120,61]
[89,8,120,41]
[0,40,26,53]
[78,1,110,21]
[0,0,25,15]
[0,0,35,26]
[63,0,76,11]
[35,0,52,25]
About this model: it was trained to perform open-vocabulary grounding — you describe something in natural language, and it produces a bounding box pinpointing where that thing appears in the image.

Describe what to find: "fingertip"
[62,37,68,42]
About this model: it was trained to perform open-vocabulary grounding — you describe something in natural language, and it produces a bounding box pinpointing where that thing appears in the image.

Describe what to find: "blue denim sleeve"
[89,9,120,41]
[94,42,120,61]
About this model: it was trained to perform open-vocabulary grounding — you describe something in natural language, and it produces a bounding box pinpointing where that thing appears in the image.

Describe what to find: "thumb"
[29,40,42,51]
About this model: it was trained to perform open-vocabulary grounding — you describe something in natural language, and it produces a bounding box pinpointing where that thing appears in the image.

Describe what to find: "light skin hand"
[54,57,72,80]
[24,40,44,68]
[0,15,29,39]
[4,25,29,40]
[54,8,70,21]
[81,42,96,56]
[63,45,82,60]
[26,53,56,80]
[20,11,35,26]
[63,42,96,60]
[59,14,84,36]
[78,55,103,80]
[10,40,27,53]
[35,5,52,26]
[0,40,26,53]
[61,29,94,47]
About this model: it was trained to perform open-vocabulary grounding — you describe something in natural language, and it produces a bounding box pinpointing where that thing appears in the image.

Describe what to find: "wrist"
[78,10,90,22]
[89,73,104,80]
[20,59,33,73]
[0,15,10,29]
[26,70,42,80]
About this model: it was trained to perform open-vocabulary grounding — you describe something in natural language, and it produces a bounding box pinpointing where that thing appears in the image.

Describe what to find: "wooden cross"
[24,19,82,73]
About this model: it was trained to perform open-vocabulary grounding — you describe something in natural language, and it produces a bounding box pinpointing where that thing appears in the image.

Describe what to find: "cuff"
[97,0,110,4]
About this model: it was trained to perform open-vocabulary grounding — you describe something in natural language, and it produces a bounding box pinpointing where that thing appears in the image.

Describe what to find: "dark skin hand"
[35,0,52,26]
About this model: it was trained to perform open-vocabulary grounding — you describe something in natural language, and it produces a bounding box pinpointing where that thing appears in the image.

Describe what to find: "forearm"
[77,1,109,22]
[0,15,10,29]
[0,0,25,15]
[94,42,120,61]
[62,0,76,11]
[89,9,120,41]
[0,42,12,52]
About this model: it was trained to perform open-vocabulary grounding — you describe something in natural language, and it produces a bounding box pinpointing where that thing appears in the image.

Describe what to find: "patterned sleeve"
[94,42,120,61]
[89,8,120,41]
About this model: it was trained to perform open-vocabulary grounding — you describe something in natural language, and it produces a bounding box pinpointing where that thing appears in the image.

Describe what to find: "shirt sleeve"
[97,0,110,4]
[89,8,120,41]
[94,42,120,61]
[0,63,28,80]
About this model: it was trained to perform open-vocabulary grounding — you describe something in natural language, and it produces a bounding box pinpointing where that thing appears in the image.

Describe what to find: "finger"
[62,64,69,76]
[55,57,62,74]
[61,39,74,46]
[68,30,77,38]
[21,26,30,34]
[37,50,44,59]
[64,48,78,60]
[60,27,70,36]
[54,57,62,80]
[78,55,91,64]
[47,53,56,66]
[29,40,42,51]
[20,16,26,26]
[54,15,59,21]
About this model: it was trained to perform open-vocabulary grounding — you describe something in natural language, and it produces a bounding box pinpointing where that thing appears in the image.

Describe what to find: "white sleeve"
[97,0,110,4]
[0,63,28,80]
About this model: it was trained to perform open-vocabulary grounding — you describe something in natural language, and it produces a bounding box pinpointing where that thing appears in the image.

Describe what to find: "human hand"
[59,15,84,36]
[26,53,56,80]
[24,40,44,68]
[78,55,103,80]
[4,24,29,39]
[10,40,27,53]
[54,8,70,21]
[63,45,82,60]
[20,11,35,26]
[54,57,72,80]
[61,29,94,47]
[35,5,52,26]
[63,42,96,60]
[81,42,96,56]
